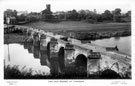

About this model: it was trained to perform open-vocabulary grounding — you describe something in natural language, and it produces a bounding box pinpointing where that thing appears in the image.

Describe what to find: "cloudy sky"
[1,0,132,13]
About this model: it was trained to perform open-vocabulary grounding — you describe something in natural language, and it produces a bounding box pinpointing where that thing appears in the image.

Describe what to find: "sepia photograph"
[1,0,134,85]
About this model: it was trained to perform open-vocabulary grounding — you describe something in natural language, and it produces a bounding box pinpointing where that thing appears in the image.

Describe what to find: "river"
[91,36,131,55]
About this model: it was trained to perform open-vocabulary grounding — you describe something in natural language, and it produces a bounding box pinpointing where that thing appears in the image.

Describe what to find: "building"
[46,4,51,12]
[6,17,16,24]
[41,4,53,21]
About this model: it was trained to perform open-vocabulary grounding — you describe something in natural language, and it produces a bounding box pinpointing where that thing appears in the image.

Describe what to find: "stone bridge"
[5,25,131,78]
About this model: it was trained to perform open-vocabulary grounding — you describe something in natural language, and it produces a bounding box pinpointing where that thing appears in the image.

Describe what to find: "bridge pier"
[40,34,47,51]
[64,43,75,67]
[33,45,40,59]
[24,29,34,43]
[49,38,58,58]
[33,32,40,46]
[87,52,101,76]
[40,49,50,67]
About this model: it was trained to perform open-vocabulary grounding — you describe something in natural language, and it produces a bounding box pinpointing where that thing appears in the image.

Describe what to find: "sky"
[1,0,132,13]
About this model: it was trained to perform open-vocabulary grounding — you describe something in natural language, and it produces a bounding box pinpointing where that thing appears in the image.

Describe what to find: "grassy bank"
[23,21,131,32]
[4,65,87,79]
[4,65,131,79]
[23,21,131,40]
[60,30,131,40]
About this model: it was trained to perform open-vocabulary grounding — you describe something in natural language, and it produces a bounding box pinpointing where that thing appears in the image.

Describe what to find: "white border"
[0,0,135,86]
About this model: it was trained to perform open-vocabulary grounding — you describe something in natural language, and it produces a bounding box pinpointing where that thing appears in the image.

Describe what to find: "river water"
[4,43,87,78]
[4,36,131,78]
[91,36,131,55]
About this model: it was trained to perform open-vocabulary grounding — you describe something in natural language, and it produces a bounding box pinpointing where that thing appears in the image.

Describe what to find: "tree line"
[4,8,131,24]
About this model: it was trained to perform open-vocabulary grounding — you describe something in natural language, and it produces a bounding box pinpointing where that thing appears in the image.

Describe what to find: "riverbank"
[23,21,131,40]
[57,30,131,40]
[4,21,131,45]
[4,64,130,79]
[4,30,131,44]
[23,21,131,32]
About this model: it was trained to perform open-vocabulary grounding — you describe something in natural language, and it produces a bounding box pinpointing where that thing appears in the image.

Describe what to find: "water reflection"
[23,43,33,54]
[33,46,40,59]
[50,58,61,75]
[4,43,87,78]
[40,50,50,67]
[4,44,50,75]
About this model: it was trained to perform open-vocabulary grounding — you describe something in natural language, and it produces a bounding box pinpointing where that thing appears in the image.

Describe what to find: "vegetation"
[71,31,131,40]
[23,21,130,31]
[4,7,131,24]
[4,65,130,79]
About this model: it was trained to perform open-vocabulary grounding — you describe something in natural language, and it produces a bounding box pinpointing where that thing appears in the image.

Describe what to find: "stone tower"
[46,4,51,12]
[93,9,97,14]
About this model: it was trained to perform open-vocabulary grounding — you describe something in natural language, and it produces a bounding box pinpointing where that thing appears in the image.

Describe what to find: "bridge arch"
[75,54,87,67]
[58,47,65,70]
[100,69,121,79]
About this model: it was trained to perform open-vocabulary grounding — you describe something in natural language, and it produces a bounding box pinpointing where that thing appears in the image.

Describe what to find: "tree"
[96,14,103,22]
[112,8,121,22]
[120,10,131,22]
[102,10,113,21]
[78,10,87,20]
[125,10,131,17]
[66,9,79,20]
[4,9,17,17]
[71,9,79,20]
[78,10,96,22]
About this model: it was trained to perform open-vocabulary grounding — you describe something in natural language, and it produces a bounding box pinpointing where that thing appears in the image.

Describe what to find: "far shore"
[4,21,131,43]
